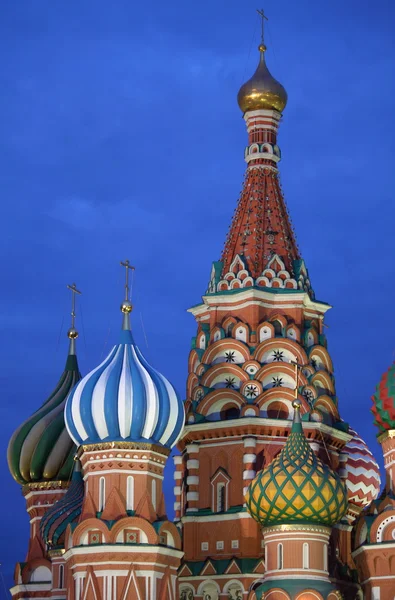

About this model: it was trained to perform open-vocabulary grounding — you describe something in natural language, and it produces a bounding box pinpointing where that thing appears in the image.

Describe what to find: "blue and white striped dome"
[65,329,184,448]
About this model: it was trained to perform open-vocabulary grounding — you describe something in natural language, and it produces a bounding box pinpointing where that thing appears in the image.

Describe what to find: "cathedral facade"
[7,18,395,600]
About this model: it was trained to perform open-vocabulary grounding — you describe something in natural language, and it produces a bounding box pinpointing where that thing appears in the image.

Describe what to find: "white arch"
[223,579,245,594]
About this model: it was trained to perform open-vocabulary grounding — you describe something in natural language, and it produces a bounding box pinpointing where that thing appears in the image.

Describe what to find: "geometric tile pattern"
[245,418,348,527]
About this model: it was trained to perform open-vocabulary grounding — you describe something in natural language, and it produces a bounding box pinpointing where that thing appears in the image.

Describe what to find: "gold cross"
[257,8,268,45]
[66,283,81,330]
[290,360,304,400]
[120,259,135,301]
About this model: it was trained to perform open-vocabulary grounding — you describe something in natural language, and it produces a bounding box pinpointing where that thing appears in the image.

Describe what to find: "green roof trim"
[255,578,335,599]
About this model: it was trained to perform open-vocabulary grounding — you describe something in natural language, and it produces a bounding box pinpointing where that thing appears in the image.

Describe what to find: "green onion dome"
[371,361,395,432]
[245,402,348,527]
[7,345,81,485]
[40,461,83,548]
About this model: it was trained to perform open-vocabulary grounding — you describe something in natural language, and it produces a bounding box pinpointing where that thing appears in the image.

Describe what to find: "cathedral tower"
[352,363,395,600]
[8,284,82,599]
[61,262,185,600]
[176,14,369,600]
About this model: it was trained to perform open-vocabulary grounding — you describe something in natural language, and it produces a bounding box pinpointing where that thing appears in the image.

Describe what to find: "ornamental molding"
[79,441,170,457]
[189,289,331,316]
[263,523,331,535]
[22,480,69,494]
[378,429,395,443]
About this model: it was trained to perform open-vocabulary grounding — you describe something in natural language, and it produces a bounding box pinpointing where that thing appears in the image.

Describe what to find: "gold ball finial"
[292,399,302,410]
[258,43,267,52]
[121,301,133,314]
[67,328,79,340]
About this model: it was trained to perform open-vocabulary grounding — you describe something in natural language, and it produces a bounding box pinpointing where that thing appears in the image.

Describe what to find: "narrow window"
[217,483,226,512]
[277,543,283,570]
[99,477,105,512]
[126,476,134,511]
[323,544,328,572]
[151,479,157,510]
[59,564,64,589]
[303,543,309,569]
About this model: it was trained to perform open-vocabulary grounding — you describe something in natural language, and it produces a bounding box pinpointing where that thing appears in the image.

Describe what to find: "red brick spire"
[221,160,299,278]
[219,45,303,288]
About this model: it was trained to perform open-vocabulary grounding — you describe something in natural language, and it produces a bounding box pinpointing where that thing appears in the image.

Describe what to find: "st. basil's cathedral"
[6,13,395,600]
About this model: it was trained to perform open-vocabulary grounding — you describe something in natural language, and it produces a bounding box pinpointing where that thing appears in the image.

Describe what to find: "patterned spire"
[221,168,299,278]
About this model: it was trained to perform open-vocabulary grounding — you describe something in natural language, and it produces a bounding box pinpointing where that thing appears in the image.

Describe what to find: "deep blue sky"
[0,0,394,592]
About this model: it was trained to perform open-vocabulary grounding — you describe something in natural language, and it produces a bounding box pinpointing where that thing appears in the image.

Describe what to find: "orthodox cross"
[290,359,304,400]
[66,283,81,330]
[257,8,268,45]
[120,259,135,301]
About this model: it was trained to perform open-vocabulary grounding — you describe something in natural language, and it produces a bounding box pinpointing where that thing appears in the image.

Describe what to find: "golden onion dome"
[237,44,288,114]
[245,402,348,527]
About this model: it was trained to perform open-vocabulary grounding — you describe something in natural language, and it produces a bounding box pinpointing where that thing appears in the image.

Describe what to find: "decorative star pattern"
[225,377,236,389]
[272,350,284,362]
[272,377,283,388]
[245,384,259,398]
[303,388,314,405]
[225,351,236,363]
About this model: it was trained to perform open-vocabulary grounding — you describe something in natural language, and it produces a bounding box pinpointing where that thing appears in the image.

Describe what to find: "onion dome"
[371,362,395,432]
[40,461,83,548]
[237,44,288,114]
[65,261,185,449]
[7,331,81,485]
[340,428,381,510]
[245,401,348,527]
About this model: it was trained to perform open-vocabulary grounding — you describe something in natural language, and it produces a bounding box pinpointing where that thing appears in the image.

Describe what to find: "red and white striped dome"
[340,428,381,509]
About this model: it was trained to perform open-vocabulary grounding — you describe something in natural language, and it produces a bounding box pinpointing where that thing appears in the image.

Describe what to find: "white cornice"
[64,545,183,560]
[352,541,395,558]
[181,417,352,445]
[188,289,331,317]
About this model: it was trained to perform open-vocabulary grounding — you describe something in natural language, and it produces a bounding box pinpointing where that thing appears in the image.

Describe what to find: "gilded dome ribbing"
[237,44,288,114]
[245,405,348,527]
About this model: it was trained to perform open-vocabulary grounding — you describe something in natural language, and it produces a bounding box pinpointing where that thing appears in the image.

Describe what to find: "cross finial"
[120,259,135,302]
[257,8,268,47]
[120,260,135,330]
[66,283,81,354]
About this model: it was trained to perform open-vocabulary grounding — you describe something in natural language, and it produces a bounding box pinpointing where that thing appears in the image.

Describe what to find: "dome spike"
[120,259,135,330]
[66,283,81,355]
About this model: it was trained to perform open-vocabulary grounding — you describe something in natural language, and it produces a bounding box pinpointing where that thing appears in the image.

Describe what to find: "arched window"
[323,544,328,572]
[272,320,283,336]
[220,406,239,420]
[59,564,64,589]
[151,479,157,510]
[126,476,134,511]
[303,542,309,569]
[235,327,247,342]
[99,477,105,512]
[217,483,226,513]
[277,543,283,570]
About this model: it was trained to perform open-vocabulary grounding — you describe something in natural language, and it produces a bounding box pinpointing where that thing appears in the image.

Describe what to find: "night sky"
[1,0,394,593]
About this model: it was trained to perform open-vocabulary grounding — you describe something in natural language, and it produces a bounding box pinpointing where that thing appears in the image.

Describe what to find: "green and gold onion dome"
[237,43,288,114]
[245,401,348,527]
[7,323,81,486]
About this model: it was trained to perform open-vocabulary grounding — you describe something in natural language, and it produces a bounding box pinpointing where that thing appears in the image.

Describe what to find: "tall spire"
[215,12,309,293]
[120,259,134,330]
[66,283,81,355]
